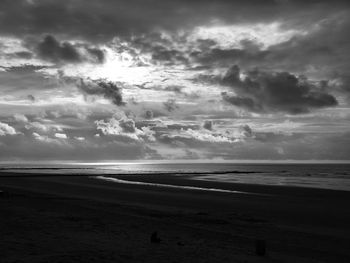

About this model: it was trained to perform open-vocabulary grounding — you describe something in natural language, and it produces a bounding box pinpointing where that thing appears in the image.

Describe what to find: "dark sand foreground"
[1,173,350,262]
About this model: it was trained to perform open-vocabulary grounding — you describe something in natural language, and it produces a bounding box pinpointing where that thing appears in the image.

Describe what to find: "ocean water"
[1,161,350,191]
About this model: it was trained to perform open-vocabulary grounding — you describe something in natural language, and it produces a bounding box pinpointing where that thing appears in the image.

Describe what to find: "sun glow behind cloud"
[61,45,155,85]
[88,48,152,83]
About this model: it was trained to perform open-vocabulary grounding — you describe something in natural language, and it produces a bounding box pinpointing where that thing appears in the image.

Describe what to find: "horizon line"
[1,159,350,165]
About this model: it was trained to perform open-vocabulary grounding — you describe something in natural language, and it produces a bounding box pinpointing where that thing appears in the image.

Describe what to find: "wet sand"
[1,173,350,262]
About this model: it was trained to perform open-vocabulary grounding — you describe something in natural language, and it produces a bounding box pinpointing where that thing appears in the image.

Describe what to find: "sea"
[0,161,350,191]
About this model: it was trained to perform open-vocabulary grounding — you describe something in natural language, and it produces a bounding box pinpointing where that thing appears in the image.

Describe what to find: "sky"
[0,0,350,161]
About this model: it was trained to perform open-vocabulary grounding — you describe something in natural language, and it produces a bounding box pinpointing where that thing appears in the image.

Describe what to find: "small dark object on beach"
[150,231,161,243]
[255,239,266,256]
[0,190,10,199]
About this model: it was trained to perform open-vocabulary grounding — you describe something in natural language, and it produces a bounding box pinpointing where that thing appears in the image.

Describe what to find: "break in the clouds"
[0,0,350,161]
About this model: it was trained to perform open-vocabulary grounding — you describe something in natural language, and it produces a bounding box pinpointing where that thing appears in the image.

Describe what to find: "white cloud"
[95,115,155,142]
[32,132,70,145]
[179,128,240,143]
[25,122,49,132]
[25,121,63,133]
[190,22,306,50]
[13,113,28,123]
[54,133,68,139]
[162,124,253,144]
[0,122,17,136]
[33,132,50,142]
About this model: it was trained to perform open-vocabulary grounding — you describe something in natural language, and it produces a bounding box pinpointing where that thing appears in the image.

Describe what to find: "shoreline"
[1,170,350,192]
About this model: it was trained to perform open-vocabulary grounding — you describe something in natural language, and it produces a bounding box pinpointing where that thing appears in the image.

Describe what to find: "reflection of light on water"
[1,162,349,191]
[95,176,257,195]
[194,174,350,191]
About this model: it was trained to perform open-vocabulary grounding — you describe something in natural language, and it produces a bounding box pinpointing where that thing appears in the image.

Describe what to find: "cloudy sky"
[0,0,350,161]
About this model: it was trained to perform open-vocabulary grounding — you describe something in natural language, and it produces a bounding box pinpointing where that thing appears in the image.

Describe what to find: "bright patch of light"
[191,22,306,49]
[62,47,155,85]
[90,49,150,83]
[60,44,209,104]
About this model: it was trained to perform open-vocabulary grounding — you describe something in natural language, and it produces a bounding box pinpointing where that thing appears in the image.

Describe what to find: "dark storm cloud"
[0,0,348,42]
[240,125,253,137]
[5,51,33,59]
[4,65,48,73]
[37,35,81,62]
[163,99,179,112]
[151,47,188,65]
[144,110,154,119]
[333,75,350,101]
[78,79,126,106]
[192,45,269,68]
[221,65,337,114]
[86,48,105,63]
[27,95,36,102]
[203,120,213,130]
[33,35,105,63]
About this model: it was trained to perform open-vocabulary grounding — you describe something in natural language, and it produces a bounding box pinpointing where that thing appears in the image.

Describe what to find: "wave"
[94,176,263,195]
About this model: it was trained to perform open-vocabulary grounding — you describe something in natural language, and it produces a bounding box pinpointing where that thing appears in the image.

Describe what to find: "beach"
[1,173,350,262]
